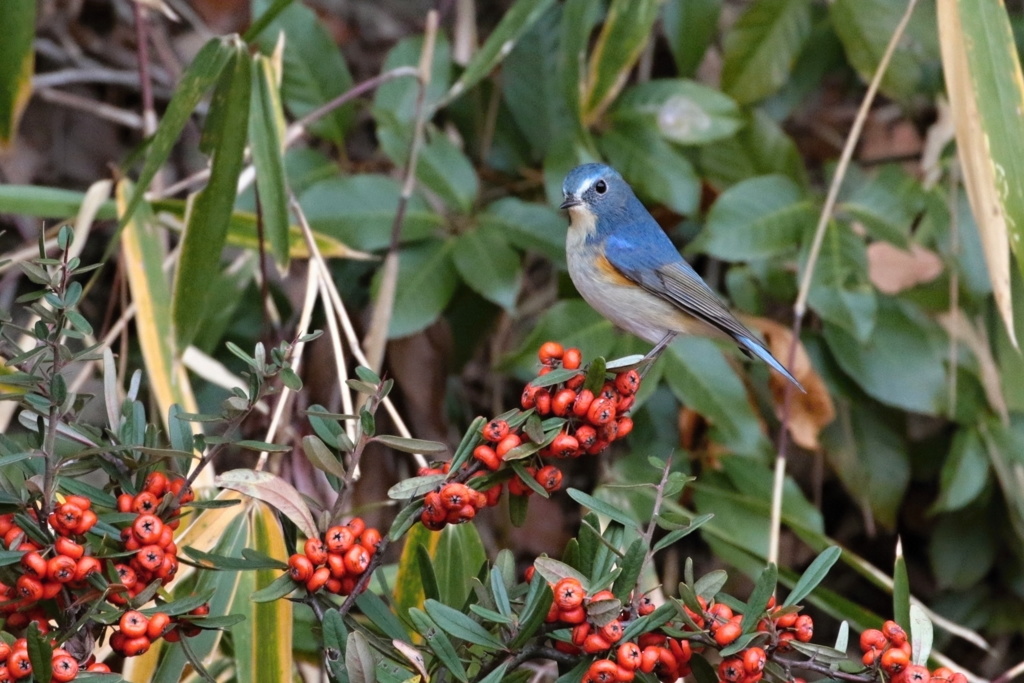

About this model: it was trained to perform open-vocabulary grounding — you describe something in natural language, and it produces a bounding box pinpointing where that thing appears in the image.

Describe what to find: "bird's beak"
[560,196,581,210]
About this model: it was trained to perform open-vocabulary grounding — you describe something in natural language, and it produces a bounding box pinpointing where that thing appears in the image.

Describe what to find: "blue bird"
[559,163,804,391]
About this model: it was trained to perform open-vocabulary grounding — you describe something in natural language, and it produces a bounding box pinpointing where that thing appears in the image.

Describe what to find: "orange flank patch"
[596,252,634,286]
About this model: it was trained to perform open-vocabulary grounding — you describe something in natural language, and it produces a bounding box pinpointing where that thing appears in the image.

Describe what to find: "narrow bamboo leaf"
[408,609,468,682]
[301,434,347,478]
[581,0,661,125]
[490,567,513,619]
[445,0,556,105]
[740,563,777,633]
[231,501,292,683]
[117,181,199,431]
[527,368,580,388]
[373,434,448,455]
[893,541,911,638]
[235,440,291,452]
[909,604,932,665]
[249,55,290,268]
[721,0,813,104]
[423,599,504,650]
[215,469,317,538]
[567,488,638,529]
[938,0,1024,346]
[124,38,233,223]
[251,0,354,142]
[173,43,252,349]
[0,0,35,146]
[783,546,840,607]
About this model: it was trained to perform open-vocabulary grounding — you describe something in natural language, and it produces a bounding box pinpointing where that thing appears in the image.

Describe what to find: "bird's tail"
[736,336,805,393]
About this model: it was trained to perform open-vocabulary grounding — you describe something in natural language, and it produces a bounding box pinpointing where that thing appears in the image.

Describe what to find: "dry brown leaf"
[745,316,835,451]
[866,242,944,294]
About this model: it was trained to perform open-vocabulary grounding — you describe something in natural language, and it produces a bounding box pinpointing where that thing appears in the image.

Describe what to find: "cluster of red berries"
[0,470,200,677]
[756,601,814,651]
[108,603,209,657]
[416,343,642,532]
[860,621,966,683]
[110,472,193,604]
[286,518,380,596]
[0,498,102,634]
[0,638,110,682]
[523,342,638,458]
[537,575,690,683]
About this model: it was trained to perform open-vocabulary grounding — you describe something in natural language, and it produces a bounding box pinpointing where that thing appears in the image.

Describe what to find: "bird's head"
[559,163,631,215]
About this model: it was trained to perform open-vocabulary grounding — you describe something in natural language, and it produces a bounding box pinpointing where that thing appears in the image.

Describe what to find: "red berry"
[538,341,564,364]
[553,577,585,611]
[481,419,510,442]
[562,348,582,370]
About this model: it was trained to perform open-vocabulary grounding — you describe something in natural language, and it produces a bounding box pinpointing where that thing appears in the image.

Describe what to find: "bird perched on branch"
[559,162,803,391]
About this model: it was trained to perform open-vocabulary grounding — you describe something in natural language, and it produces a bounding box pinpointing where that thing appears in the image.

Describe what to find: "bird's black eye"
[594,180,607,194]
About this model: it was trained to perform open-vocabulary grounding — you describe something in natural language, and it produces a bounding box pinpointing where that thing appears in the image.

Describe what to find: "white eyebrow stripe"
[575,175,597,196]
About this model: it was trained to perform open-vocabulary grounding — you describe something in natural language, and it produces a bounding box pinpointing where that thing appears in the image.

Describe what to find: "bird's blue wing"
[604,228,804,391]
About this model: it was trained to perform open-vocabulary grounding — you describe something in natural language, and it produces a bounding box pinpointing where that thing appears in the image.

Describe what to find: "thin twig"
[769,0,921,566]
[362,11,439,374]
[132,2,158,136]
[35,88,144,129]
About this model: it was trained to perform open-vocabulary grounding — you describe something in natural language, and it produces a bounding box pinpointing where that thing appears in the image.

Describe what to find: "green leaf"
[581,0,661,124]
[893,543,911,639]
[435,524,487,607]
[26,624,52,683]
[374,36,451,125]
[662,0,722,77]
[836,165,922,247]
[823,299,947,415]
[249,55,290,268]
[928,509,996,590]
[830,0,940,101]
[909,604,932,665]
[783,546,840,606]
[0,0,34,145]
[693,569,729,602]
[510,573,555,648]
[354,591,409,641]
[692,175,812,261]
[378,122,479,212]
[611,539,646,601]
[567,488,638,529]
[173,43,252,349]
[301,435,347,479]
[371,240,458,339]
[345,631,377,683]
[559,0,603,136]
[479,197,567,267]
[931,428,989,513]
[452,225,522,310]
[807,221,877,343]
[447,0,556,104]
[820,405,909,529]
[490,566,513,619]
[249,570,298,602]
[721,0,813,104]
[251,0,354,142]
[652,513,714,553]
[698,108,807,187]
[662,337,770,456]
[599,120,700,215]
[373,435,448,455]
[215,469,317,538]
[408,609,468,682]
[740,563,777,633]
[182,546,287,571]
[612,79,743,146]
[300,175,442,252]
[423,599,505,650]
[124,37,234,224]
